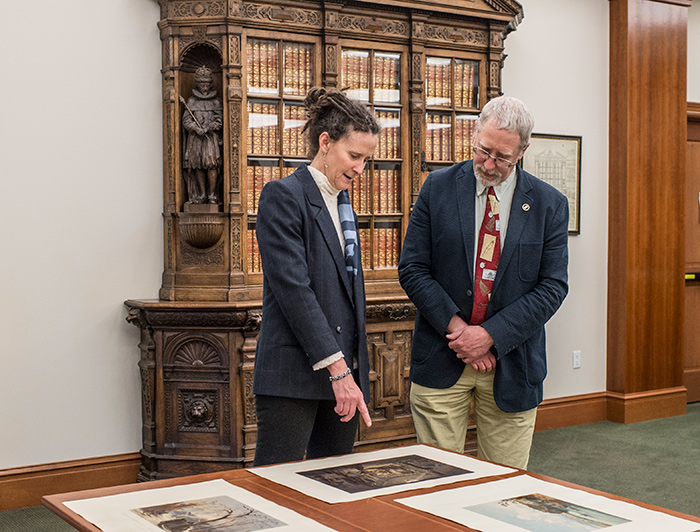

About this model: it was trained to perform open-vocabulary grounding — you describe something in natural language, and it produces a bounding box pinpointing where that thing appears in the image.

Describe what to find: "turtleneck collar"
[308,164,341,198]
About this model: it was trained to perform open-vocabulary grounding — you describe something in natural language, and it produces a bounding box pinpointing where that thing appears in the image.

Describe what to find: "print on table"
[298,454,472,494]
[132,495,287,532]
[467,492,630,531]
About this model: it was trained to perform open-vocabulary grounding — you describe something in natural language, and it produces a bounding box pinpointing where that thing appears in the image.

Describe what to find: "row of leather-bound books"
[247,101,309,158]
[425,113,477,162]
[246,161,400,216]
[359,226,401,269]
[247,103,398,161]
[374,109,400,159]
[247,40,313,96]
[426,58,479,109]
[246,39,477,111]
[348,167,400,214]
[248,113,398,162]
[341,50,401,103]
[247,224,401,273]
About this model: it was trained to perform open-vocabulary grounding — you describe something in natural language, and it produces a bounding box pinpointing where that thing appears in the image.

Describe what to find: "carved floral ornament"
[239,2,322,26]
[172,1,226,17]
[326,12,409,37]
[413,23,488,45]
[161,0,523,28]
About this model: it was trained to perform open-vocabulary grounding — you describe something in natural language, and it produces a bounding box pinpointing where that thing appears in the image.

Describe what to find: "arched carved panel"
[173,340,222,366]
[164,333,228,366]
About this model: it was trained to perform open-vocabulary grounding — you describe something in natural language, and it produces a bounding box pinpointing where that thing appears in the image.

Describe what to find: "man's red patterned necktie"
[471,186,500,324]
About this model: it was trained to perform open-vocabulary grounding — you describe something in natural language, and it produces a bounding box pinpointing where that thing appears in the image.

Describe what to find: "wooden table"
[43,466,700,532]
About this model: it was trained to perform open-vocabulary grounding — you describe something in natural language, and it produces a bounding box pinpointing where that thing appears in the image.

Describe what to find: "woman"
[253,87,381,466]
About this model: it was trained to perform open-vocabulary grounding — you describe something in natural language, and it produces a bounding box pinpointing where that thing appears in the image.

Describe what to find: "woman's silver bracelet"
[329,368,352,382]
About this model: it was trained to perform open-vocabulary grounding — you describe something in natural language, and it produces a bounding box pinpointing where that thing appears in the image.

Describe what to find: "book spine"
[379,228,387,268]
[427,61,435,105]
[271,103,279,154]
[254,166,263,212]
[467,62,475,108]
[252,102,262,154]
[442,114,450,161]
[360,228,370,269]
[388,167,396,213]
[360,171,367,214]
[247,166,255,213]
[253,227,261,272]
[247,228,253,271]
[293,44,301,96]
[390,110,398,159]
[247,102,254,155]
[390,227,399,267]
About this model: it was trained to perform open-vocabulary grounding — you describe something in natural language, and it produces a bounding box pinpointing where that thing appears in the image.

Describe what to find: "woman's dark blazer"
[253,164,370,403]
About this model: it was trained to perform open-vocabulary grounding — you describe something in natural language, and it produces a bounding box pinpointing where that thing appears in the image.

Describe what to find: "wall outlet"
[572,350,582,369]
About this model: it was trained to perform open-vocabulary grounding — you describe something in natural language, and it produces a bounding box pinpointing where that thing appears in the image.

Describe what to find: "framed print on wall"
[520,133,582,234]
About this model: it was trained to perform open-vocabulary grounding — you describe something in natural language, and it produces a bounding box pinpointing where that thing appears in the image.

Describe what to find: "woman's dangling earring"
[323,152,328,173]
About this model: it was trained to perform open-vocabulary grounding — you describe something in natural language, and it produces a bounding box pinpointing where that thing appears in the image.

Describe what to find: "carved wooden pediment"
[157,0,523,29]
[345,0,524,28]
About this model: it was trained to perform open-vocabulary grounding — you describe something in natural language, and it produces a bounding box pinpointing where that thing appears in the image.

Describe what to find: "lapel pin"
[522,203,531,211]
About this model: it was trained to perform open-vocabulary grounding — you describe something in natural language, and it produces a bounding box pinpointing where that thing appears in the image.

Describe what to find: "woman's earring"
[323,152,328,172]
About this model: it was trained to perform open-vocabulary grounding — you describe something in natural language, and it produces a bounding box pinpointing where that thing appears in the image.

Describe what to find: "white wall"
[502,0,610,399]
[0,0,163,469]
[2,0,698,471]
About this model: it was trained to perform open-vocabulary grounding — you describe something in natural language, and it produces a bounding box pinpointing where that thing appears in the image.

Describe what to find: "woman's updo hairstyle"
[302,87,381,158]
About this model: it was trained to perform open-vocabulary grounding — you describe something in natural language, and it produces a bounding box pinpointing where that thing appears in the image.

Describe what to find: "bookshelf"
[126,0,523,480]
[425,55,480,173]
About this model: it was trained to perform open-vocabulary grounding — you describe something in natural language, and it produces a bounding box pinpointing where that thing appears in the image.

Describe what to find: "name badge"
[482,268,497,281]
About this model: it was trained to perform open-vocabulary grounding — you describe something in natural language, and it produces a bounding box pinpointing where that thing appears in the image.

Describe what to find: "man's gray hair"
[475,96,534,150]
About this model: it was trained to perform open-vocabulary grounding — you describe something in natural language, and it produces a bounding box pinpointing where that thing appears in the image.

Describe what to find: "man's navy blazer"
[398,160,569,413]
[253,165,371,403]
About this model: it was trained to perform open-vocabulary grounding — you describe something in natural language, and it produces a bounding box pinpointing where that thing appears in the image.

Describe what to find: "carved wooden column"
[408,13,426,208]
[607,0,690,422]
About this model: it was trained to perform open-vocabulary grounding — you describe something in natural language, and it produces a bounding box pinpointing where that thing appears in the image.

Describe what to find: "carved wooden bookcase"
[126,0,523,480]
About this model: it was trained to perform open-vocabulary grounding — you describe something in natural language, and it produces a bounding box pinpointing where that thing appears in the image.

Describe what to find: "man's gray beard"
[474,164,503,187]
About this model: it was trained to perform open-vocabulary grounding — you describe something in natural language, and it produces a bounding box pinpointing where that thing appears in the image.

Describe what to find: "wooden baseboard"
[535,392,608,431]
[607,386,688,423]
[0,453,141,511]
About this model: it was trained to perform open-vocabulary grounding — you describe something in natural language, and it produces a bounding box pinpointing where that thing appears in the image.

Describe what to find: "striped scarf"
[337,189,359,283]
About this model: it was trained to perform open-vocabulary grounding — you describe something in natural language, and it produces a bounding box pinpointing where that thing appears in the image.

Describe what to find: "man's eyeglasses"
[473,145,518,169]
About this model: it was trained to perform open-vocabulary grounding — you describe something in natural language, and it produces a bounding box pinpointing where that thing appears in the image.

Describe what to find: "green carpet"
[528,401,700,517]
[2,404,698,530]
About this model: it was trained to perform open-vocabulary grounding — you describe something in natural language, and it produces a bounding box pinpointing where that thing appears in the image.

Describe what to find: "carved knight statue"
[182,65,223,204]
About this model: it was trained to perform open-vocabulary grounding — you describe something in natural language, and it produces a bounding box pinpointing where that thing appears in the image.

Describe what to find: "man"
[398,95,568,469]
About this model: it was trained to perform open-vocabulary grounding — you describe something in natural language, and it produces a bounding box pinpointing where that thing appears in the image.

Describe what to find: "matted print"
[520,133,581,234]
[298,454,472,493]
[64,479,336,532]
[467,492,629,531]
[397,475,700,532]
[250,444,516,503]
[132,495,286,532]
